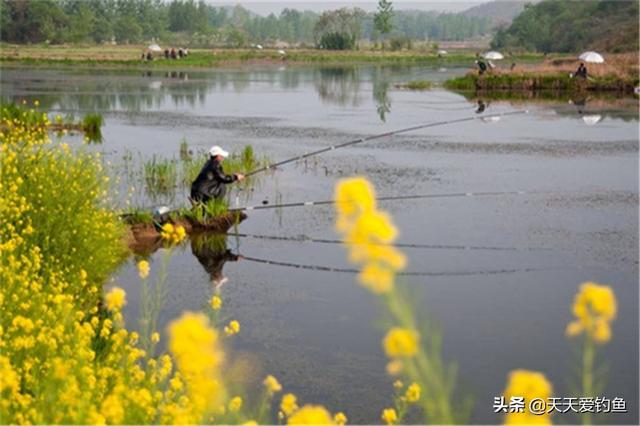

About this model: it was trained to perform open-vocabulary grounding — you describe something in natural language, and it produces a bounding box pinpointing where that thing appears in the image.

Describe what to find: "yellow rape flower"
[405,382,421,403]
[229,396,243,412]
[358,262,394,294]
[334,412,347,426]
[280,393,298,416]
[287,405,333,425]
[383,328,419,358]
[503,369,553,425]
[211,295,222,310]
[334,177,376,222]
[151,332,160,343]
[381,408,397,425]
[566,282,617,344]
[263,374,282,394]
[160,223,186,245]
[137,260,150,279]
[168,312,225,416]
[224,320,240,336]
[104,287,126,311]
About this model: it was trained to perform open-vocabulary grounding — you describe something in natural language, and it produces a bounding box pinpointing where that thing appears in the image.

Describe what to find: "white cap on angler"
[209,145,229,158]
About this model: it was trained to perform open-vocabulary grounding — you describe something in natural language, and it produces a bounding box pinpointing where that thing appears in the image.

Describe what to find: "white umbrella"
[578,51,604,63]
[277,49,286,56]
[437,49,448,55]
[256,44,263,50]
[148,44,162,52]
[582,115,602,126]
[483,51,504,60]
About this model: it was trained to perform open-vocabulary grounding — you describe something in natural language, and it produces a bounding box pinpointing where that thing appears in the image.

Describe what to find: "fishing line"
[244,110,529,177]
[230,190,543,212]
[227,232,552,252]
[241,255,551,277]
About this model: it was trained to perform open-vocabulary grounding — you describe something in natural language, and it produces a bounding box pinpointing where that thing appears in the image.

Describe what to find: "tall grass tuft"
[82,113,103,143]
[144,155,178,195]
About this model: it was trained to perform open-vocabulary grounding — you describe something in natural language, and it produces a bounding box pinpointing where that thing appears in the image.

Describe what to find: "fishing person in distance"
[190,145,245,203]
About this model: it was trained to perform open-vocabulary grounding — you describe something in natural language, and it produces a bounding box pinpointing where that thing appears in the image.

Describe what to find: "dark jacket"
[190,157,237,202]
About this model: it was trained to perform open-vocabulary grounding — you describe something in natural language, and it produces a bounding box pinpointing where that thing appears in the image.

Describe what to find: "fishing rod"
[227,231,552,252]
[244,110,529,177]
[240,254,552,277]
[229,190,541,212]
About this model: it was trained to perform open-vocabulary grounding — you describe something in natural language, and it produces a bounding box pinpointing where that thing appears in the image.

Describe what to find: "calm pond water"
[1,64,638,424]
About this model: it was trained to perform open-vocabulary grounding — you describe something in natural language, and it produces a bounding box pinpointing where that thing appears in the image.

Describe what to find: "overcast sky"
[206,1,490,16]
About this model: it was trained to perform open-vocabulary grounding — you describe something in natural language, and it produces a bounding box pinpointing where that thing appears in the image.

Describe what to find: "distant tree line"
[0,0,492,48]
[491,0,639,53]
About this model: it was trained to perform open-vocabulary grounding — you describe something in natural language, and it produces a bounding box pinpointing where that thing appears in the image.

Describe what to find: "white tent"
[578,51,604,63]
[148,44,162,52]
[483,51,504,60]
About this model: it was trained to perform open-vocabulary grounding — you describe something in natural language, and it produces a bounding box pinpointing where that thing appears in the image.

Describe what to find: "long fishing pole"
[240,254,552,277]
[230,190,542,212]
[244,110,529,177]
[227,231,552,252]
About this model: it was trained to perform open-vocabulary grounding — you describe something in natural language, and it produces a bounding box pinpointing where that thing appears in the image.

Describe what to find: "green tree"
[114,15,142,43]
[373,0,393,46]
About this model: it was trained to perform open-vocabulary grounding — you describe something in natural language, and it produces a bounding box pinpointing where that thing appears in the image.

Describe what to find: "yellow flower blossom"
[566,282,617,343]
[288,405,333,425]
[105,287,126,311]
[386,360,403,376]
[229,396,243,412]
[393,380,403,389]
[381,408,397,425]
[280,393,298,416]
[405,383,421,403]
[334,177,376,221]
[334,411,347,426]
[137,260,150,279]
[383,328,419,358]
[211,295,222,310]
[168,312,225,417]
[503,369,553,425]
[224,320,240,336]
[263,374,282,394]
[160,223,187,245]
[151,332,160,344]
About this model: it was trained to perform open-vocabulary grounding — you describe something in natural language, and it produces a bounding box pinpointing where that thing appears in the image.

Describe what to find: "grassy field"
[0,43,544,68]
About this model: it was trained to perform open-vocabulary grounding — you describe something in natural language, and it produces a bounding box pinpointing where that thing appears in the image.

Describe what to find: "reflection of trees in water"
[371,67,391,122]
[313,67,362,106]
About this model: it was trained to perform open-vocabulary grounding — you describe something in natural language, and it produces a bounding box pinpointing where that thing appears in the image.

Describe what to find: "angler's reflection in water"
[190,233,241,291]
[569,96,588,114]
[475,99,488,113]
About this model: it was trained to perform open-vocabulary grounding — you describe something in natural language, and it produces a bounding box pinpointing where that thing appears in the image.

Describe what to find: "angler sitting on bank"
[190,145,244,204]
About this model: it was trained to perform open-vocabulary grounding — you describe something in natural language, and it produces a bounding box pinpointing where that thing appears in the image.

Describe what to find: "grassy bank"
[0,44,544,68]
[444,72,638,93]
[442,53,639,95]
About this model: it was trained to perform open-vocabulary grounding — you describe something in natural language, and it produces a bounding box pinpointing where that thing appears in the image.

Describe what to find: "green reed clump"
[144,155,178,195]
[177,198,229,223]
[120,208,154,225]
[82,113,103,143]
[396,80,433,90]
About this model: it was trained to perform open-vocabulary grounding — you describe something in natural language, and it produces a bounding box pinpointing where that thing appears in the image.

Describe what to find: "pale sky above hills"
[207,1,491,15]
